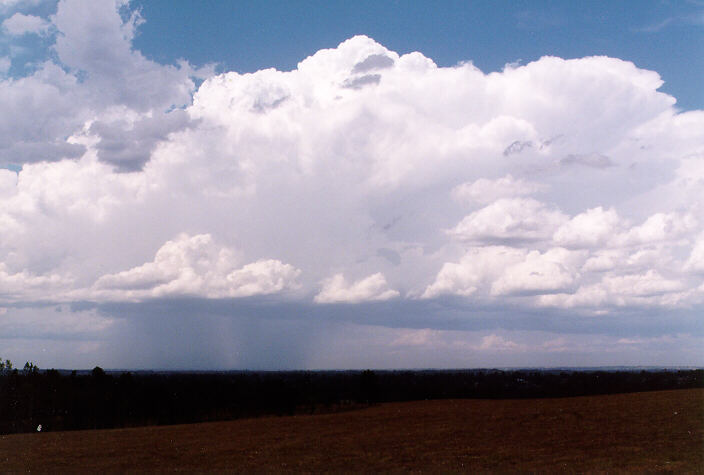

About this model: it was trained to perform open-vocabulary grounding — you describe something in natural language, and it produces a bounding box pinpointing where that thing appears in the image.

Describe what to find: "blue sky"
[0,0,703,370]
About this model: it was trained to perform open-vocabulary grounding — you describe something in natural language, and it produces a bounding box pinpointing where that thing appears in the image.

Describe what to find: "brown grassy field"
[1,389,702,472]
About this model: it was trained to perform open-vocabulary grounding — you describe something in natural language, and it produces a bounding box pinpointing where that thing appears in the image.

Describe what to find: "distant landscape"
[1,361,702,470]
[1,359,701,434]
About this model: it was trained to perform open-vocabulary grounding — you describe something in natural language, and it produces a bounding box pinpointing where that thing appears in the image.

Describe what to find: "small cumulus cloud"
[553,207,621,249]
[1,12,51,36]
[315,273,399,304]
[449,198,567,244]
[422,246,526,299]
[490,248,582,297]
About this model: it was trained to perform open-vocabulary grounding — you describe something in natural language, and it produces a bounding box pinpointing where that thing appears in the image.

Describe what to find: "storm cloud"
[0,0,702,369]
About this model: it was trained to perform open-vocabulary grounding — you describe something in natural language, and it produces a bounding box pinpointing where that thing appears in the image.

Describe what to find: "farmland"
[1,388,701,472]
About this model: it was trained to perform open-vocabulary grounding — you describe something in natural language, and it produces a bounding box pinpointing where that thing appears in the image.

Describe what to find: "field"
[1,389,702,472]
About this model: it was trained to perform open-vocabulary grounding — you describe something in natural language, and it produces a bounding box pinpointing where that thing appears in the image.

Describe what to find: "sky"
[0,0,703,370]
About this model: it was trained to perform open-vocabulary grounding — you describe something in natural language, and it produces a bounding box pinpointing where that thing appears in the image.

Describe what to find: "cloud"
[90,234,301,301]
[0,3,703,368]
[315,273,399,303]
[0,262,73,303]
[2,12,50,36]
[0,56,9,75]
[503,140,532,156]
[342,73,381,89]
[477,334,524,351]
[633,10,704,33]
[0,0,203,169]
[452,175,545,205]
[0,305,114,340]
[449,198,567,244]
[423,246,584,299]
[0,140,86,164]
[553,207,621,249]
[601,270,683,298]
[0,0,43,13]
[560,153,613,168]
[685,235,704,273]
[351,53,395,73]
[538,269,687,309]
[633,18,675,33]
[490,248,582,296]
[88,109,195,172]
[422,246,526,299]
[617,212,696,246]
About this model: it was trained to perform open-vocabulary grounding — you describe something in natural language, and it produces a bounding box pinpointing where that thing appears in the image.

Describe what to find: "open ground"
[1,389,702,472]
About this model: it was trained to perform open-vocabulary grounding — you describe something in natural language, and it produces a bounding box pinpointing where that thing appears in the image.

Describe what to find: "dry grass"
[1,389,702,472]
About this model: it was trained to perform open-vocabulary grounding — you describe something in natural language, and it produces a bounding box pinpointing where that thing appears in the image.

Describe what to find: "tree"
[0,359,12,372]
[359,370,379,404]
[22,362,39,374]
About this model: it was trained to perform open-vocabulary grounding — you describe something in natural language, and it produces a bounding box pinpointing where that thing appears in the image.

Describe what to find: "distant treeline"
[0,360,702,434]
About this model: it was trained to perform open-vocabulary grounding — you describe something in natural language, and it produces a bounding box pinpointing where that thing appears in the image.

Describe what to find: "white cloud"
[422,246,526,298]
[601,270,684,298]
[616,212,697,246]
[315,272,399,303]
[538,269,686,309]
[581,250,623,273]
[425,246,584,300]
[90,234,301,301]
[452,174,545,205]
[51,0,197,112]
[553,207,621,248]
[2,31,702,317]
[0,0,204,168]
[684,235,704,273]
[449,198,567,244]
[2,12,50,36]
[490,247,583,296]
[477,334,524,351]
[0,262,73,303]
[223,260,303,298]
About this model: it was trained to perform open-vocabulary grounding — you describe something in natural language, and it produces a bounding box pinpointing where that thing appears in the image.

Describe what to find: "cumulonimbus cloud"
[0,0,703,369]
